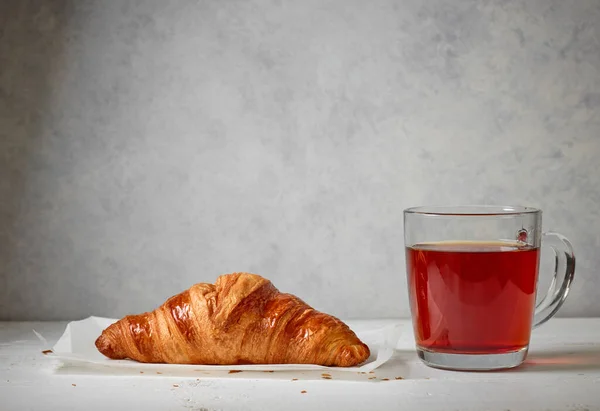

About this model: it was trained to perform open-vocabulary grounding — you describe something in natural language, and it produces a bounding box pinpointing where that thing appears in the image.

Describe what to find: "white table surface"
[1,318,599,411]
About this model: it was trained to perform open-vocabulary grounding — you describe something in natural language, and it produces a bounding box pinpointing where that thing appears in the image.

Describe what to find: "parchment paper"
[40,316,401,373]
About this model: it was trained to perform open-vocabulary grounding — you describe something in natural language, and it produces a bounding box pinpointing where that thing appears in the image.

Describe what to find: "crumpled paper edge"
[35,316,402,373]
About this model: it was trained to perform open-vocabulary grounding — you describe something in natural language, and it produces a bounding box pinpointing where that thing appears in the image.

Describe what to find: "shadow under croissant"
[51,365,403,382]
[50,350,416,382]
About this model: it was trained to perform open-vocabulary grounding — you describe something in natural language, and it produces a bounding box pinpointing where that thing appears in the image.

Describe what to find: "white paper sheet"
[42,316,402,373]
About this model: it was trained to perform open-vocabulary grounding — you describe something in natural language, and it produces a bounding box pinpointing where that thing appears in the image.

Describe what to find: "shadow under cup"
[403,206,575,371]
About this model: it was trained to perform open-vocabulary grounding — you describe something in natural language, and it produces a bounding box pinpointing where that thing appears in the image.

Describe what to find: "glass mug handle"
[533,232,576,328]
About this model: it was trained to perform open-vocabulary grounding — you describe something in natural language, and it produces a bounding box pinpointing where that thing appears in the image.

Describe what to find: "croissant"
[95,272,370,366]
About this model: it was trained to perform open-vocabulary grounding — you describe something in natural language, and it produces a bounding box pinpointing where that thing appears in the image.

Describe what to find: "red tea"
[406,241,540,354]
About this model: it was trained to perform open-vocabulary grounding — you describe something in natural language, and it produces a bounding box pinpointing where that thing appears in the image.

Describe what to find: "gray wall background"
[1,0,599,321]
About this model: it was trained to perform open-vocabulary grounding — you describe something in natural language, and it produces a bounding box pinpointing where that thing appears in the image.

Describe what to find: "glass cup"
[404,205,575,371]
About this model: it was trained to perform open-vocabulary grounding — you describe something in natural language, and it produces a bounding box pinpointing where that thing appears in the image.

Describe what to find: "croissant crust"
[95,272,370,366]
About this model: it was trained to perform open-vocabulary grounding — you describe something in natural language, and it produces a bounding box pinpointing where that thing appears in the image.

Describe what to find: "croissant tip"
[95,333,120,359]
[338,343,371,367]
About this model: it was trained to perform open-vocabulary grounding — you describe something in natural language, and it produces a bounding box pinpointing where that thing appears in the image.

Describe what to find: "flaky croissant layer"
[95,272,370,366]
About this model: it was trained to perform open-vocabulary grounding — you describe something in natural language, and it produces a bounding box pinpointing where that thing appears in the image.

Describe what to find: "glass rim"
[404,205,541,216]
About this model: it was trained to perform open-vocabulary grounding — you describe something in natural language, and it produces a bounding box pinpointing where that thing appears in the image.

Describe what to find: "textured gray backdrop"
[1,0,599,321]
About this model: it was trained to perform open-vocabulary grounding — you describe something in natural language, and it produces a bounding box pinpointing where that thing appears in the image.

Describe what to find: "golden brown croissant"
[95,272,370,366]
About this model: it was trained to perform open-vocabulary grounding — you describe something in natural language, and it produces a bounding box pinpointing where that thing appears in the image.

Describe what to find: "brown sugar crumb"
[42,350,53,355]
[321,376,332,380]
[368,377,376,380]
[369,371,375,374]
[228,370,243,374]
[382,378,390,381]
[395,377,404,380]
[301,390,307,394]
[139,371,144,374]
[321,373,331,377]
[71,383,76,387]
[173,384,179,388]
[263,370,274,373]
[156,372,162,375]
[292,378,298,381]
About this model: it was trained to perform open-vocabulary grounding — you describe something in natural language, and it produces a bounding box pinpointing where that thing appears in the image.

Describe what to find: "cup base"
[417,346,528,371]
